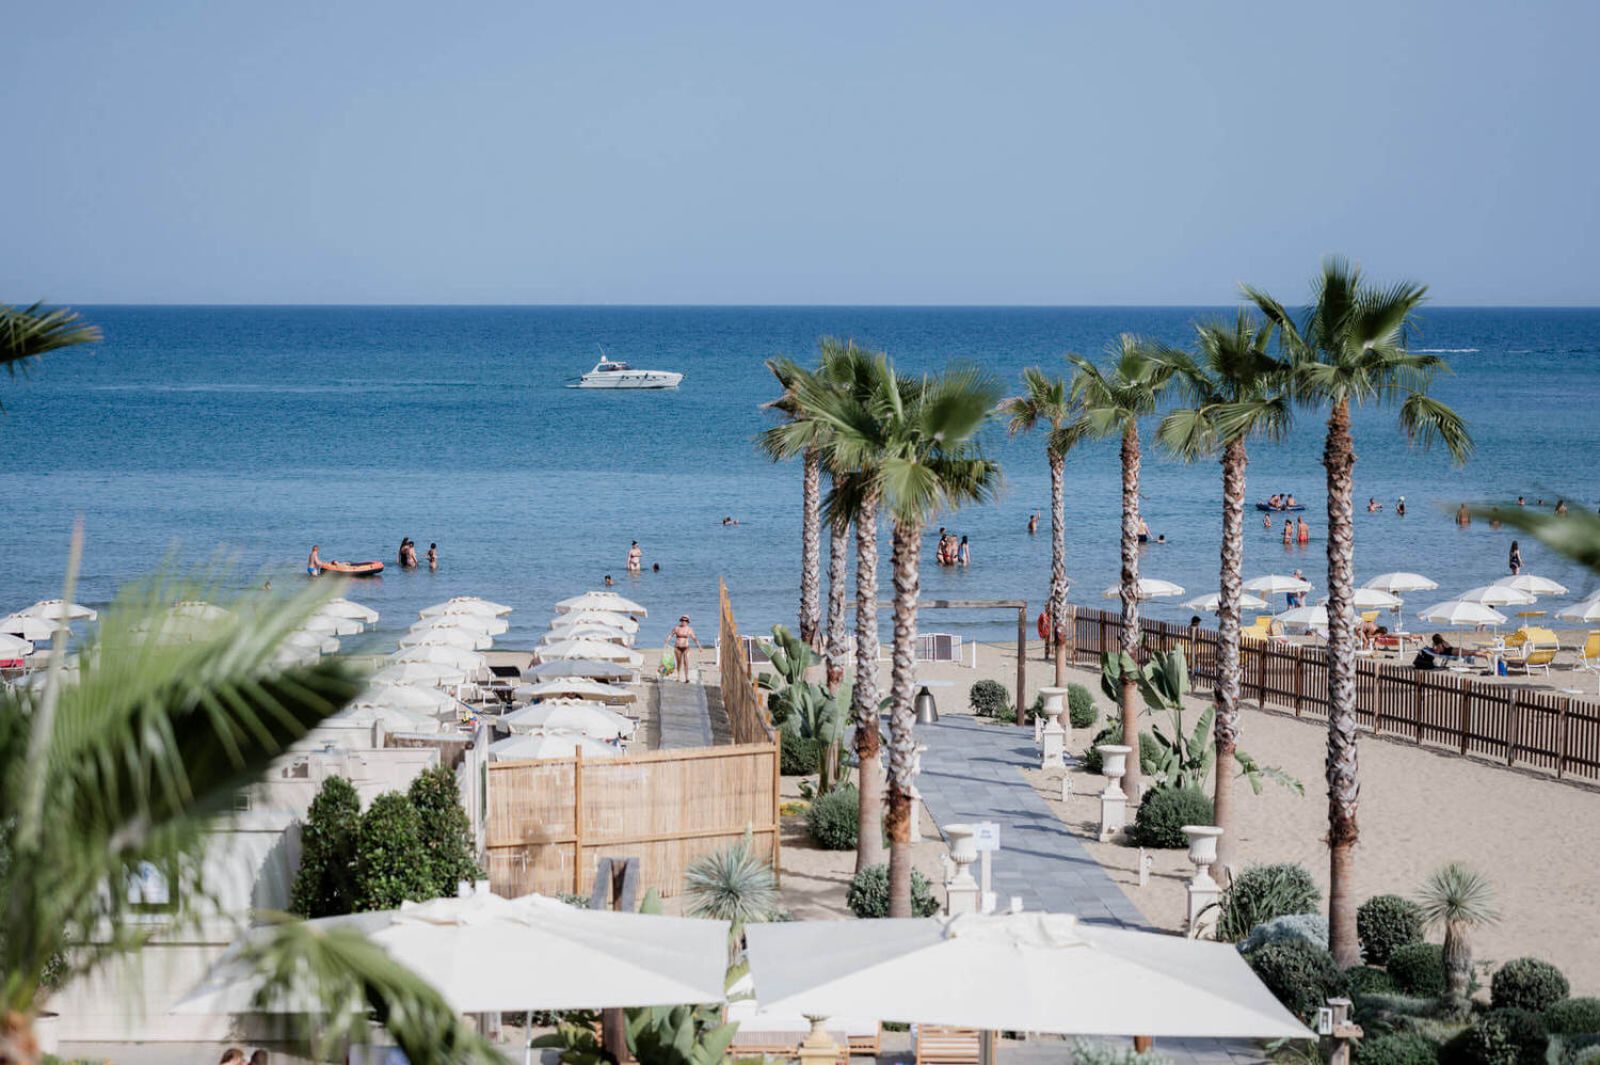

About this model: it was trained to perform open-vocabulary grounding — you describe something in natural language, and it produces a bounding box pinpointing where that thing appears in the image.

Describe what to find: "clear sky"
[5,2,1598,305]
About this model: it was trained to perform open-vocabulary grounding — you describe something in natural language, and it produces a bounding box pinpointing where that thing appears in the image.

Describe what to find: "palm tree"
[760,349,828,649]
[1417,863,1498,1015]
[0,553,496,1064]
[805,361,1002,915]
[1155,313,1291,873]
[1246,257,1471,967]
[1000,368,1080,690]
[1070,336,1177,801]
[1,302,100,401]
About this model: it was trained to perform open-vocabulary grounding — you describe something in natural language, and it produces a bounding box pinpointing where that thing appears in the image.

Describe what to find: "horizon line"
[50,301,1600,311]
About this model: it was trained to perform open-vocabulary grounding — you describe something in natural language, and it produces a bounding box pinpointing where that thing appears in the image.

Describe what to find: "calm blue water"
[3,306,1598,650]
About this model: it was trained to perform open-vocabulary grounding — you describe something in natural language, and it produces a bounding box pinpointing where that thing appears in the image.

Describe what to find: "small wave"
[1414,348,1479,353]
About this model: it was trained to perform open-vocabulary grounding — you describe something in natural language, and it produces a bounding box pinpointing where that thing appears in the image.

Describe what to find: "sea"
[3,306,1598,652]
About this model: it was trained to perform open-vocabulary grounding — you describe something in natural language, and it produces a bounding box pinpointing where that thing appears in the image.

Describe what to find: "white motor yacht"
[575,355,683,390]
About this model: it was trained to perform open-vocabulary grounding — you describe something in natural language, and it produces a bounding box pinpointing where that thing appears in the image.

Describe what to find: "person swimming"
[1155,533,1166,545]
[1396,496,1407,517]
[1367,497,1381,512]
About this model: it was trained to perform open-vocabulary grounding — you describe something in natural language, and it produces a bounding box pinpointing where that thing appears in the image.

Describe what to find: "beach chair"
[1239,616,1274,643]
[915,1026,984,1065]
[1505,644,1558,676]
[1575,633,1600,691]
[1360,610,1380,625]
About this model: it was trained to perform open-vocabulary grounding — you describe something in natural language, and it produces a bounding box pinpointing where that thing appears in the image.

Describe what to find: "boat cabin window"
[599,361,631,371]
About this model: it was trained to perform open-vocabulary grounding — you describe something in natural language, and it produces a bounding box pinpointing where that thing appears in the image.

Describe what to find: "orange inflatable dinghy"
[320,559,384,577]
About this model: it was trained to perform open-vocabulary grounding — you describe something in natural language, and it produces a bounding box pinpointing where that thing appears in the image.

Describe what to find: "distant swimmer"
[652,562,660,573]
[1028,511,1039,536]
[627,540,642,573]
[604,574,615,587]
[1367,497,1382,512]
[1155,533,1166,545]
[1396,496,1407,517]
[1286,494,1298,508]
[1509,540,1523,576]
[1263,513,1273,529]
[427,542,438,570]
[1456,503,1471,526]
[1268,493,1282,509]
[1517,496,1526,507]
[1297,517,1310,544]
[400,539,419,568]
[958,535,970,566]
[722,516,739,526]
[1283,518,1294,545]
[307,545,322,576]
[1556,499,1569,516]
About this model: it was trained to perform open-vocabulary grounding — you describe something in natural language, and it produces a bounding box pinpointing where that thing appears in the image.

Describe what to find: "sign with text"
[972,821,1001,852]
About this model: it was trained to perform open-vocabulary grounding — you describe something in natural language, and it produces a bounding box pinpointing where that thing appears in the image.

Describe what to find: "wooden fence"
[720,577,776,746]
[1066,605,1600,783]
[485,740,781,899]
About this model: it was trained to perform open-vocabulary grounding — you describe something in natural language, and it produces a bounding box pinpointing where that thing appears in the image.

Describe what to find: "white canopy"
[0,614,61,642]
[0,633,35,658]
[284,631,339,656]
[501,702,635,739]
[1557,598,1600,623]
[301,614,364,637]
[556,591,647,617]
[1102,578,1185,601]
[1274,604,1331,630]
[420,597,513,619]
[1180,591,1269,613]
[1456,585,1537,608]
[355,683,460,716]
[369,662,468,689]
[552,610,640,635]
[542,624,633,647]
[1493,574,1569,597]
[319,598,379,624]
[525,658,635,681]
[514,678,636,705]
[1417,600,1509,627]
[177,892,729,1014]
[392,644,488,675]
[1363,572,1438,594]
[744,912,1309,1039]
[172,601,234,622]
[491,731,624,761]
[1242,574,1313,596]
[1322,588,1404,610]
[399,626,493,652]
[538,639,644,667]
[339,704,442,734]
[15,599,97,623]
[413,613,509,638]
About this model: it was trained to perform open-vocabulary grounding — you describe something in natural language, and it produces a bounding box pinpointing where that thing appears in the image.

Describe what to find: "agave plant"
[682,832,780,928]
[757,625,851,793]
[1417,862,1498,1015]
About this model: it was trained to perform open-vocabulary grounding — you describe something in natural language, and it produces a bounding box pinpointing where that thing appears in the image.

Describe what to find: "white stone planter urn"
[1095,745,1133,841]
[1096,744,1132,790]
[944,822,980,867]
[1037,686,1068,769]
[1180,824,1225,938]
[1181,824,1224,884]
[942,822,981,914]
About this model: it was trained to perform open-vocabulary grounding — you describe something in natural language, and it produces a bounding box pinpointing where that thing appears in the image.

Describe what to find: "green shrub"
[1082,718,1162,775]
[1547,998,1600,1036]
[846,864,940,918]
[1126,787,1212,849]
[1215,863,1321,942]
[1358,894,1425,966]
[1356,1031,1442,1065]
[1388,942,1448,999]
[1445,1009,1548,1065]
[354,791,436,911]
[1346,966,1400,997]
[969,679,1011,718]
[290,775,362,918]
[409,764,482,899]
[806,785,859,851]
[1239,913,1328,954]
[1067,684,1098,729]
[1246,939,1347,1022]
[1492,958,1570,1012]
[781,729,821,776]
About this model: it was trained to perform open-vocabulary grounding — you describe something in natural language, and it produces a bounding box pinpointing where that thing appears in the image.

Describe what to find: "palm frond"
[0,302,102,378]
[1398,392,1473,465]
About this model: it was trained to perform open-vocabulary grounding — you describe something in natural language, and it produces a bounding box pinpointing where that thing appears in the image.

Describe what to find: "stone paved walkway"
[655,679,714,748]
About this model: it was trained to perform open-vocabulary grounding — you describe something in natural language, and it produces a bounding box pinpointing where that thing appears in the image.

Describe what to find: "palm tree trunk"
[1324,397,1362,967]
[1050,451,1069,688]
[1214,437,1247,874]
[853,491,886,873]
[885,519,922,918]
[799,449,823,649]
[1119,422,1142,802]
[825,511,849,692]
[1443,920,1472,1013]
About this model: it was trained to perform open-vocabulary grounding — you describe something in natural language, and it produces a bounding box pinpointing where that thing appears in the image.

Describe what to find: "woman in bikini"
[1282,518,1294,545]
[671,615,701,682]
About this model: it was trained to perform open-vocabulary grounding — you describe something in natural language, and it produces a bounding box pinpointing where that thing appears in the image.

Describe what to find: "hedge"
[1126,787,1212,849]
[1491,957,1569,1012]
[806,785,859,851]
[847,864,941,918]
[1357,894,1424,966]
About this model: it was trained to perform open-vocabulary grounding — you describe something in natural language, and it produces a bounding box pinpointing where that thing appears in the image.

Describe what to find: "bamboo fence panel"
[720,578,775,745]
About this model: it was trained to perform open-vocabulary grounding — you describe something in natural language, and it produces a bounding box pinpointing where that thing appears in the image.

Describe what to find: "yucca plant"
[682,833,779,928]
[1417,863,1498,1015]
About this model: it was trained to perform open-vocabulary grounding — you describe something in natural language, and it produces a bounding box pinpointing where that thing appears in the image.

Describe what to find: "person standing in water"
[427,543,438,570]
[1509,540,1523,576]
[1456,503,1471,526]
[1297,516,1310,544]
[1028,512,1039,535]
[627,540,642,573]
[307,545,322,576]
[671,614,701,683]
[958,535,970,566]
[1396,496,1407,517]
[1282,517,1294,545]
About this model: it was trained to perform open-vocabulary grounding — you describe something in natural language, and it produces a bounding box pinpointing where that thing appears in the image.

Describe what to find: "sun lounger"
[1505,645,1558,675]
[915,1026,984,1065]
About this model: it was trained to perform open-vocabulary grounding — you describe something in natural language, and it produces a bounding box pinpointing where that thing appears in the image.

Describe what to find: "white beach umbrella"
[1180,592,1269,613]
[340,704,442,734]
[132,614,217,644]
[172,601,234,622]
[491,730,624,761]
[1274,605,1331,630]
[1102,578,1185,601]
[541,624,633,647]
[400,626,492,651]
[301,614,364,637]
[1493,574,1570,597]
[356,683,460,716]
[392,644,487,675]
[525,658,634,681]
[369,662,468,688]
[1242,574,1313,596]
[177,892,729,1015]
[0,614,62,642]
[538,639,644,667]
[414,613,509,638]
[319,597,380,624]
[514,678,636,705]
[1456,585,1537,608]
[1556,598,1600,623]
[1417,600,1509,628]
[556,591,648,617]
[1363,572,1439,595]
[284,631,339,656]
[16,599,97,623]
[0,633,35,659]
[745,912,1309,1039]
[501,702,635,739]
[552,610,640,635]
[419,597,512,620]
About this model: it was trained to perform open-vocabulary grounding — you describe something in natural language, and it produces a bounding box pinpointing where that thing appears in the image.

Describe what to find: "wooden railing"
[720,577,776,745]
[1066,605,1600,783]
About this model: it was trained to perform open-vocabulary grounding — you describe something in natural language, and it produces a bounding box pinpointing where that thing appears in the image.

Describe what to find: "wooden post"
[572,748,585,894]
[1255,644,1267,710]
[1293,647,1305,717]
[1415,678,1426,745]
[1557,697,1571,779]
[1507,690,1524,767]
[1016,606,1028,727]
[772,729,784,880]
[1458,684,1472,756]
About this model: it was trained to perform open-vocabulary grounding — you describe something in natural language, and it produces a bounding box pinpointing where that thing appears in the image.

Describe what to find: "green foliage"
[780,729,821,776]
[759,624,850,792]
[0,301,101,381]
[1215,863,1321,943]
[1546,999,1600,1036]
[969,679,1011,718]
[1068,1041,1174,1065]
[1359,894,1426,966]
[1491,957,1569,1012]
[847,864,940,918]
[290,775,362,918]
[1082,717,1161,775]
[1345,966,1400,998]
[1444,1009,1548,1065]
[1246,939,1347,1023]
[1067,683,1098,729]
[1239,914,1328,954]
[1356,1032,1442,1065]
[409,764,482,900]
[1388,943,1449,998]
[354,791,436,911]
[806,784,859,851]
[1126,786,1212,849]
[683,833,779,926]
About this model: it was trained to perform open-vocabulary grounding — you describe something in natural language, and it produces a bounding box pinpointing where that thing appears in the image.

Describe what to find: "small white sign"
[973,821,1001,852]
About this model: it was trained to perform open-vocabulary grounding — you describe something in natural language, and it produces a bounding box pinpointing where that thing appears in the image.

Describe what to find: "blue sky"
[4,2,1597,305]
